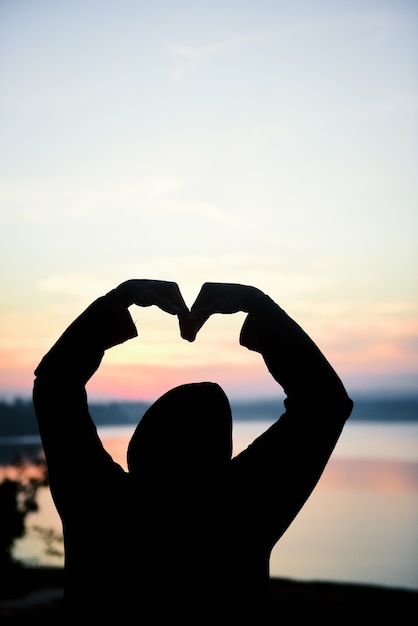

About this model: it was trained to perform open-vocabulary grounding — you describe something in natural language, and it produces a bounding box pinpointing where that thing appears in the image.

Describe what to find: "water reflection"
[320,458,418,493]
[4,421,418,590]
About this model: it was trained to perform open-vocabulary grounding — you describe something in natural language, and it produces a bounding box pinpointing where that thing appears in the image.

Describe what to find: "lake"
[2,417,418,591]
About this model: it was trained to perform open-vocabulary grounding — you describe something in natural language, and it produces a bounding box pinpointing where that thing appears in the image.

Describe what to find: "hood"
[127,382,233,478]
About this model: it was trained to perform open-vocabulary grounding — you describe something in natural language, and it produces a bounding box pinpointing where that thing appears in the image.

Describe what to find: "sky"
[0,0,417,402]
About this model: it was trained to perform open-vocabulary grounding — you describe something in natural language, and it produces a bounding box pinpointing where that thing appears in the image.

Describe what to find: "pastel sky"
[1,0,417,402]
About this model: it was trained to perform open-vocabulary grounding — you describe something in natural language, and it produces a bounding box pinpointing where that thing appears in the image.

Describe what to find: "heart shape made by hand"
[114,279,264,343]
[176,282,264,343]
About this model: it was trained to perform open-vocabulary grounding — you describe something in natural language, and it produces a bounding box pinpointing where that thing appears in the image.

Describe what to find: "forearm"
[240,295,353,419]
[34,291,138,386]
[235,295,353,540]
[33,291,136,486]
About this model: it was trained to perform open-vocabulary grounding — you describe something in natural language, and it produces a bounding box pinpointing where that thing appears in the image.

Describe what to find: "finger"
[151,294,182,315]
[183,308,213,342]
[145,281,189,315]
[190,283,240,315]
[188,284,230,340]
[166,282,189,311]
[178,312,195,342]
[154,282,193,340]
[190,283,218,313]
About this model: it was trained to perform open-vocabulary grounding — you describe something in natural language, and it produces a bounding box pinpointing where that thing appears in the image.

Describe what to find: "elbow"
[341,396,354,421]
[325,392,354,423]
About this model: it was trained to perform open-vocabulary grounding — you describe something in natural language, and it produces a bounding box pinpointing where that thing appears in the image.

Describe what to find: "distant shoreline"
[1,395,418,438]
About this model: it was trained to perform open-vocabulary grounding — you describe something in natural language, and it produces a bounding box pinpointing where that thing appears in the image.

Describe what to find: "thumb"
[178,310,196,342]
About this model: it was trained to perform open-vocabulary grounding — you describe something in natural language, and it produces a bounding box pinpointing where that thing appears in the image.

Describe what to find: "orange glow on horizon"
[0,306,417,400]
[319,458,418,493]
[85,359,277,402]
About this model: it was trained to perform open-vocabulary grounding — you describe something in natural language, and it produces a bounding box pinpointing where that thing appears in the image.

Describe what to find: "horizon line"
[1,389,418,405]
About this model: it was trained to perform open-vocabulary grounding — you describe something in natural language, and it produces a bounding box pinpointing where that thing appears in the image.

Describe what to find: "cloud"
[338,94,418,122]
[37,274,113,297]
[158,200,241,226]
[166,37,255,80]
[33,252,280,302]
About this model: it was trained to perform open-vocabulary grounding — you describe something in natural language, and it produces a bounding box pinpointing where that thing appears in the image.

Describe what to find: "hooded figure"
[33,280,352,623]
[128,382,233,478]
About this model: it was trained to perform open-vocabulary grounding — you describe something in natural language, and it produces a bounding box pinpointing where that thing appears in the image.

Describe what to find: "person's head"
[127,382,233,479]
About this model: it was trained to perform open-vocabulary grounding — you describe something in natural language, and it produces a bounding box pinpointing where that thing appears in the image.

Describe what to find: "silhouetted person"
[33,280,353,623]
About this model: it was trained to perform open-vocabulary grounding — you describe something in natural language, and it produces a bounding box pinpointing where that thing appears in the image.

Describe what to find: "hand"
[113,279,192,339]
[186,282,265,342]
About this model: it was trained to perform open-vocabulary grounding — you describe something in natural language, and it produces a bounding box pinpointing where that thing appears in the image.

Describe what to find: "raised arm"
[190,282,353,543]
[32,280,189,503]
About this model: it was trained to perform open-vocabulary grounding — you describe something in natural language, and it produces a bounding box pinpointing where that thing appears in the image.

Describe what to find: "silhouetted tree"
[0,457,48,571]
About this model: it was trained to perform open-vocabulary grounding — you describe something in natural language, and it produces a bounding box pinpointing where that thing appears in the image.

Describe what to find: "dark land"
[0,565,417,624]
[1,395,418,438]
